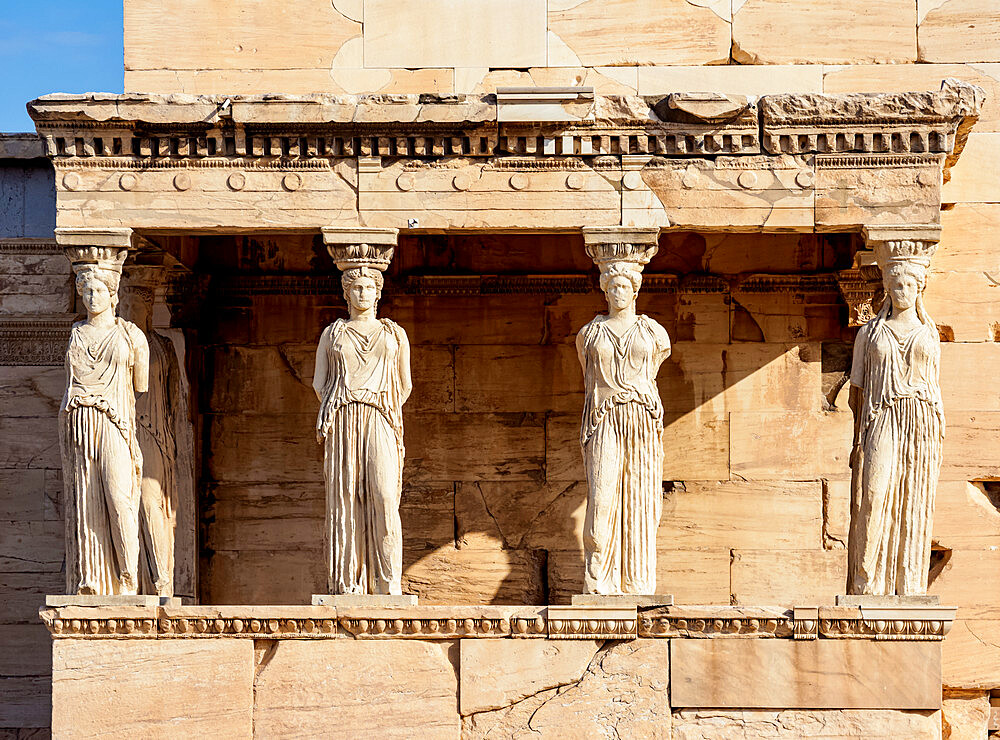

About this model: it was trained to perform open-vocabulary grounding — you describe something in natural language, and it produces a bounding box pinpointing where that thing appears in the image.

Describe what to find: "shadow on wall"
[191,231,857,606]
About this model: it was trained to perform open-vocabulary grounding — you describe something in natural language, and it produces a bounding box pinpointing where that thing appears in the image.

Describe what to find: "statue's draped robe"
[60,319,145,595]
[137,331,178,596]
[848,303,944,596]
[578,314,670,594]
[317,318,406,595]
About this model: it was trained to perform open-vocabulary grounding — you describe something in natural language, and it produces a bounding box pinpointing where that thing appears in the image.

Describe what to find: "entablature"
[27,81,984,233]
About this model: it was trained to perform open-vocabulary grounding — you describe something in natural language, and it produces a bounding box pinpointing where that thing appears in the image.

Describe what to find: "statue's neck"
[87,309,116,329]
[349,306,377,321]
[608,304,636,321]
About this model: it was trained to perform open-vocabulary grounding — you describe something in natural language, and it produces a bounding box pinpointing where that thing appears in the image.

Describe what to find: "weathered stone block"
[823,63,1000,132]
[364,0,545,68]
[924,271,1000,342]
[671,639,941,709]
[732,0,917,63]
[548,0,730,66]
[403,546,546,605]
[125,0,360,72]
[672,708,939,739]
[918,0,1000,63]
[942,689,990,739]
[731,549,847,605]
[253,639,459,738]
[548,548,731,605]
[943,608,1000,689]
[459,638,600,714]
[941,132,1000,203]
[463,640,671,739]
[730,411,853,480]
[52,639,253,739]
[639,64,823,97]
[660,481,823,551]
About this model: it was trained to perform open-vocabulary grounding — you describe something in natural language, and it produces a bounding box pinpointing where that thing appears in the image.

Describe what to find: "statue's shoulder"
[120,319,148,346]
[579,315,605,333]
[380,317,407,339]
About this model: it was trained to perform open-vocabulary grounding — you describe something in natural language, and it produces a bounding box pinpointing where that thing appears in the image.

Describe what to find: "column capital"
[321,227,399,272]
[55,227,135,250]
[581,227,660,272]
[861,224,940,273]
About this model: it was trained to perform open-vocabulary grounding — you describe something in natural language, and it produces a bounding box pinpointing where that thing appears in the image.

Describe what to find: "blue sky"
[0,1,123,132]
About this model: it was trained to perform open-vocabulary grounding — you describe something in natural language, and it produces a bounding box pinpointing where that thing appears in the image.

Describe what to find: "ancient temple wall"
[122,0,1000,100]
[0,148,61,732]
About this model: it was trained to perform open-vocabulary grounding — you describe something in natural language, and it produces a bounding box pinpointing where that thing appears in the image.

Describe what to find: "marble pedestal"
[311,593,418,607]
[571,593,674,607]
[45,595,180,607]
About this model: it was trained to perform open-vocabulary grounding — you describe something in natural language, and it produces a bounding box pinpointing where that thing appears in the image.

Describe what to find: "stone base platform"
[571,593,673,607]
[311,593,418,607]
[39,603,957,739]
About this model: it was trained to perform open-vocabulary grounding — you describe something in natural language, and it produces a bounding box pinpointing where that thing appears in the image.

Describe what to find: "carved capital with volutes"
[322,227,399,272]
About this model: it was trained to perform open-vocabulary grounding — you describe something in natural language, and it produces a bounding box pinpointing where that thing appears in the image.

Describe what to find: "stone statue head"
[883,260,927,312]
[599,262,643,311]
[75,267,121,316]
[341,266,384,314]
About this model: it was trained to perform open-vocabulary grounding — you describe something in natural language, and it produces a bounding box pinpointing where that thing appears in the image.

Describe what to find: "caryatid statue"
[59,238,149,596]
[313,229,411,596]
[577,228,671,595]
[847,226,945,597]
[120,266,181,597]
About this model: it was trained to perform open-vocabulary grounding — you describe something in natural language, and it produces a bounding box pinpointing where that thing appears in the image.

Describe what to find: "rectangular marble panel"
[52,639,253,739]
[364,0,546,68]
[253,639,460,737]
[671,639,941,709]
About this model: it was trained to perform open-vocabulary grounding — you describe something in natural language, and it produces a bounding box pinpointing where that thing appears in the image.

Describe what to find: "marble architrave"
[576,228,671,596]
[56,229,150,596]
[847,225,944,597]
[313,228,412,597]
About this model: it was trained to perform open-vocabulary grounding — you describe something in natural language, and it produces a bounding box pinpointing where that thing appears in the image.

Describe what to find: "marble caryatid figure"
[577,230,671,595]
[313,233,411,595]
[121,269,180,597]
[60,247,149,595]
[847,231,944,597]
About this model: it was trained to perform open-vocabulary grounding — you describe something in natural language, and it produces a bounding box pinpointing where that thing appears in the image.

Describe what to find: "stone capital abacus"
[581,227,660,274]
[321,227,399,272]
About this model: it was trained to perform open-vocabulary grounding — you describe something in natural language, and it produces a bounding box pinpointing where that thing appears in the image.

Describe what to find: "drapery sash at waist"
[581,390,663,447]
[64,394,133,442]
[318,390,401,439]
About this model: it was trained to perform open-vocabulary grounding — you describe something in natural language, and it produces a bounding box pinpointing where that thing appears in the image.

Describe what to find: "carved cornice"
[28,83,981,169]
[39,604,957,641]
[0,239,60,254]
[0,316,75,366]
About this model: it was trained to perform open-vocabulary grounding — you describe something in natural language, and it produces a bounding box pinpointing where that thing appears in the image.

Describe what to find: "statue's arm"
[575,324,588,372]
[312,325,332,401]
[132,326,150,394]
[397,327,412,404]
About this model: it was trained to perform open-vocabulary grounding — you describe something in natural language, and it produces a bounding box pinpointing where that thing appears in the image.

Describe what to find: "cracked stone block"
[253,639,459,738]
[52,639,253,739]
[672,708,940,739]
[459,639,601,715]
[462,640,671,739]
[941,690,990,739]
